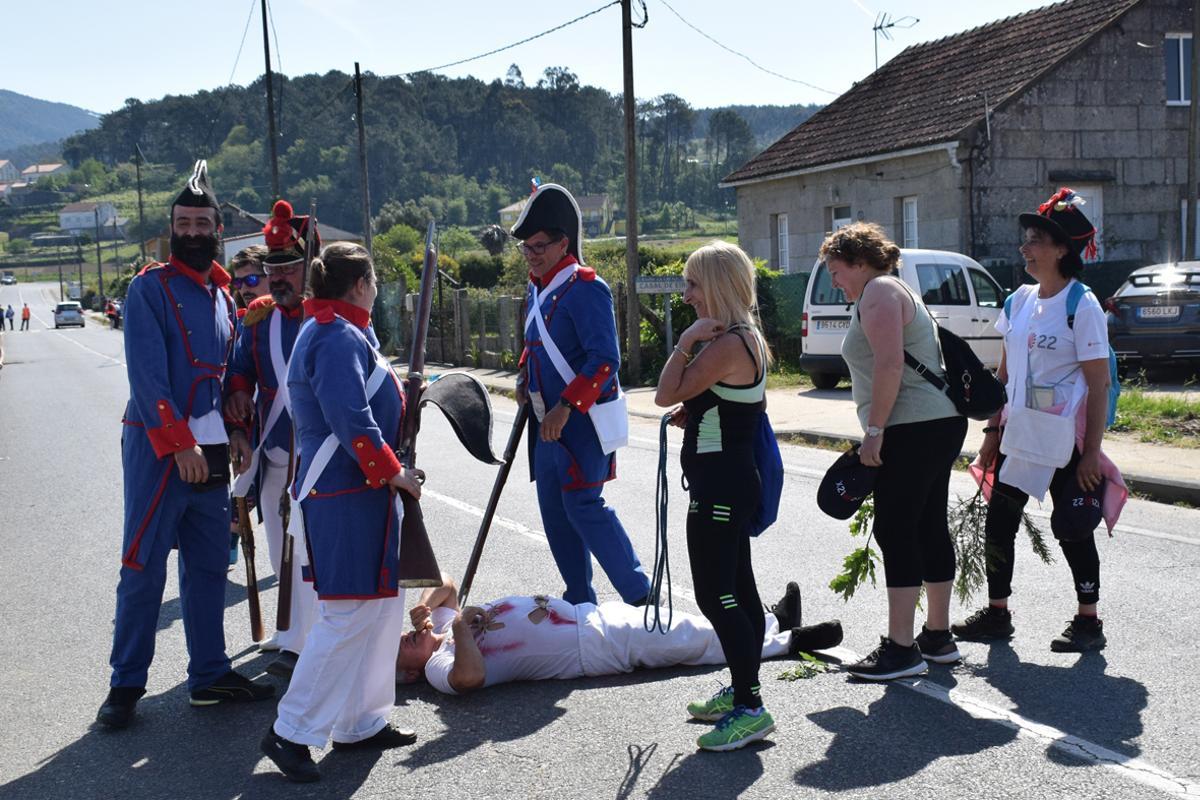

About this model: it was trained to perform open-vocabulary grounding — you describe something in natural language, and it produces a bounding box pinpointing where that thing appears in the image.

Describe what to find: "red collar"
[278,301,305,319]
[530,254,578,289]
[168,255,231,289]
[304,297,371,328]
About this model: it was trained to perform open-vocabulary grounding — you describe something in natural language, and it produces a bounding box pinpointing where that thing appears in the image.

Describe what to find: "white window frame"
[1166,33,1193,106]
[902,196,919,248]
[831,205,852,232]
[777,213,789,272]
[1180,200,1200,259]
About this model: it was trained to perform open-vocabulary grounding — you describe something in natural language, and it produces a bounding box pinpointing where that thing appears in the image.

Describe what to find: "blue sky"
[3,0,1053,113]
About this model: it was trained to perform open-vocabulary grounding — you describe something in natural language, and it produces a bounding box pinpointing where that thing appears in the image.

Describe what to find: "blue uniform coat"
[288,299,406,599]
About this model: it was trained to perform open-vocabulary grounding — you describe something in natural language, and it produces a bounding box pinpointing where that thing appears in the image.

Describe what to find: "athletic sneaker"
[951,605,1015,641]
[916,625,962,664]
[696,706,776,752]
[190,670,275,706]
[769,581,802,630]
[687,685,735,722]
[847,637,927,681]
[1050,615,1106,652]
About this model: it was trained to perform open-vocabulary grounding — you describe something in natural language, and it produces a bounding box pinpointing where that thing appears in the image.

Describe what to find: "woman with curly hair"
[821,222,967,680]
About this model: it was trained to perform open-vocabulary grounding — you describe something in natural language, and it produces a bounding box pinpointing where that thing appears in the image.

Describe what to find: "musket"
[394,222,445,587]
[458,402,529,605]
[236,496,265,641]
[276,198,319,630]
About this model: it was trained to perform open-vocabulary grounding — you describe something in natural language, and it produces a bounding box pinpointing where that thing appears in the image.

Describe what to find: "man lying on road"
[397,574,843,702]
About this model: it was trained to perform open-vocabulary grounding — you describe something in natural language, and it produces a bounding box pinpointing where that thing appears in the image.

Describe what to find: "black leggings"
[985,450,1101,604]
[872,416,969,588]
[684,453,765,710]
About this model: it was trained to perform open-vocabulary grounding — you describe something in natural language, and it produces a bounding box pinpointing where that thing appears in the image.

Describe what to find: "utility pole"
[354,62,373,257]
[57,246,64,300]
[1187,0,1200,261]
[94,208,105,304]
[134,144,147,261]
[261,0,280,201]
[621,0,641,384]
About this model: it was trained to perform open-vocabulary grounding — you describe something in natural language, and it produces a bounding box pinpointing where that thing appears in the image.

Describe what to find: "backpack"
[1003,282,1120,428]
[748,411,784,537]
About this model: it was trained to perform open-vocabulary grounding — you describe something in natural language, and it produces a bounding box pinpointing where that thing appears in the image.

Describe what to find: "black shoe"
[951,605,1015,641]
[770,581,802,630]
[628,594,650,608]
[266,651,299,679]
[190,670,276,706]
[788,620,843,655]
[260,727,320,783]
[331,724,418,751]
[847,637,927,681]
[1050,615,1106,652]
[916,625,962,664]
[96,686,146,729]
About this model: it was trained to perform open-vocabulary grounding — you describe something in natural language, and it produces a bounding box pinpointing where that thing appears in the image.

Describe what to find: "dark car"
[1105,261,1200,369]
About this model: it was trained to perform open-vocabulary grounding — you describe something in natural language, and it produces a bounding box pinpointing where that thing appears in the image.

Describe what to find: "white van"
[800,249,1006,389]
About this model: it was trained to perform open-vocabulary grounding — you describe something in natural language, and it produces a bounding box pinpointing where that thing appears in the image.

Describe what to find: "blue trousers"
[533,436,650,605]
[109,481,232,692]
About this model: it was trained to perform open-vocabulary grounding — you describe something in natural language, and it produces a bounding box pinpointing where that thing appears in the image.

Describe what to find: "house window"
[902,197,919,248]
[1166,33,1193,105]
[1180,199,1200,258]
[830,205,852,232]
[777,213,789,272]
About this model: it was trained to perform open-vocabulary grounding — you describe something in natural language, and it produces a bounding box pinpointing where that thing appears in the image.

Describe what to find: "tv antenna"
[873,12,919,70]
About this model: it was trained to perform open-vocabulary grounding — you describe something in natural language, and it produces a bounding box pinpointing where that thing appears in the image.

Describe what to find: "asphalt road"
[1,280,1198,800]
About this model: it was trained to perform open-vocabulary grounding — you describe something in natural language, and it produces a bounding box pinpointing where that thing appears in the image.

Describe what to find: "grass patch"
[1110,387,1200,447]
[765,362,814,391]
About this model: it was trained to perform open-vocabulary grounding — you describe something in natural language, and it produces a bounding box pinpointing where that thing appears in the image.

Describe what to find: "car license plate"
[1138,306,1180,319]
[815,319,850,331]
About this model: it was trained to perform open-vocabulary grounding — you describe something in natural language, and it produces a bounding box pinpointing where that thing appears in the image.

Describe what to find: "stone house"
[20,163,68,183]
[59,201,117,234]
[722,0,1193,288]
[0,160,19,184]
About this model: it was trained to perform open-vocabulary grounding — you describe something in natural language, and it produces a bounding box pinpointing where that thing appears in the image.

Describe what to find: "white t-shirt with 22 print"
[996,280,1109,410]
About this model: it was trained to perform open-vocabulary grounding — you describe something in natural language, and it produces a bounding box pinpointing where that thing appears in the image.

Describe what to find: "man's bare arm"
[447,612,487,693]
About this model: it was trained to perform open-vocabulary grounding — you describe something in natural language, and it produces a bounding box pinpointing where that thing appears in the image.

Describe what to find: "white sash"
[232,309,292,497]
[524,268,628,454]
[287,319,404,563]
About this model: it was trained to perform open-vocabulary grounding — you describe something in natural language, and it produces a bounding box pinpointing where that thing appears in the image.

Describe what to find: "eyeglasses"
[230,274,264,289]
[263,259,302,276]
[518,239,562,256]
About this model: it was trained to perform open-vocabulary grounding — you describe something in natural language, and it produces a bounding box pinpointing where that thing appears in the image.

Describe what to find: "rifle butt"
[236,497,264,642]
[276,535,294,631]
[398,494,442,588]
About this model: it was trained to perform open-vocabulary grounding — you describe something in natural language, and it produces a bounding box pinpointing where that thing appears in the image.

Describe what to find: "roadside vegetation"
[1111,384,1200,448]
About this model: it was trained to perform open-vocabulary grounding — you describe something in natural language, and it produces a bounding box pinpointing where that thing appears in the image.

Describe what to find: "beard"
[170,233,219,271]
[270,279,302,307]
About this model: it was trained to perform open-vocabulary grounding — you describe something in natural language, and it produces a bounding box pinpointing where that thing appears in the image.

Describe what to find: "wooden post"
[498,296,512,353]
[614,281,627,366]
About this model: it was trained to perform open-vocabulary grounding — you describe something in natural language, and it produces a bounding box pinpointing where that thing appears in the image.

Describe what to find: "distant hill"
[0,89,99,159]
[695,103,823,148]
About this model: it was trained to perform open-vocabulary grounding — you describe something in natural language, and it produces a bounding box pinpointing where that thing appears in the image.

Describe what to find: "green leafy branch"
[777,652,831,681]
[828,499,879,601]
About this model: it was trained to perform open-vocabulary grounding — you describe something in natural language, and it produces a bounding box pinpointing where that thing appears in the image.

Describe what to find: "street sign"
[636,275,686,295]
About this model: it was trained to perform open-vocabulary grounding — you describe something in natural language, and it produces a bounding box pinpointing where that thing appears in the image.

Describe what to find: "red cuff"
[145,399,197,458]
[351,435,402,487]
[228,373,254,395]
[560,363,615,413]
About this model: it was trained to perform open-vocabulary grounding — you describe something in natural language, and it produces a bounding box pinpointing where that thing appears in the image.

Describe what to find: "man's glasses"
[230,274,264,289]
[518,239,562,256]
[263,260,302,276]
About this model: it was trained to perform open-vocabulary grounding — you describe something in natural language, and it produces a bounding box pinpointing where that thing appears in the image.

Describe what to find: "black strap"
[726,324,765,385]
[903,350,948,392]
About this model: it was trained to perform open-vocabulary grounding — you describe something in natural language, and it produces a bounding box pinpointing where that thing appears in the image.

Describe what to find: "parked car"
[53,301,85,328]
[801,249,1006,390]
[1,271,15,285]
[1105,260,1200,370]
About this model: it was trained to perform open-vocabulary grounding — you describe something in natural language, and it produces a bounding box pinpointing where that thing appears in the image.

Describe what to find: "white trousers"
[274,592,405,747]
[260,459,317,653]
[579,603,791,677]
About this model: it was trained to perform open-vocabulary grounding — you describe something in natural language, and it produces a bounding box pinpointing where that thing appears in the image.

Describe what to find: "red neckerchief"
[530,254,578,289]
[168,255,231,289]
[304,297,371,329]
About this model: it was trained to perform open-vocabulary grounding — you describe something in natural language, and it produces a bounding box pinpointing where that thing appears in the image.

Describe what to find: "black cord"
[644,413,674,634]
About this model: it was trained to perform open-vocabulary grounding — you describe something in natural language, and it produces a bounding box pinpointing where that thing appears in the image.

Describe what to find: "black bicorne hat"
[173,160,220,212]
[510,182,585,263]
[1018,187,1098,273]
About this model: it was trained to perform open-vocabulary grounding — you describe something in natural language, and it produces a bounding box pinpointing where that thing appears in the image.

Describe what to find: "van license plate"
[815,319,850,331]
[1138,306,1179,319]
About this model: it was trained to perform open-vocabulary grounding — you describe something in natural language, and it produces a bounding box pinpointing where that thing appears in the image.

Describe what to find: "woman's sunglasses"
[231,274,264,289]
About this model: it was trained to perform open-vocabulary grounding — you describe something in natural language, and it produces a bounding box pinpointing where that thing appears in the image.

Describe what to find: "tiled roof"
[22,163,65,175]
[723,0,1145,185]
[60,201,104,213]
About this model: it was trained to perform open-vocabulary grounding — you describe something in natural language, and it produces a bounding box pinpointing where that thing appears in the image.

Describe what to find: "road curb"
[468,381,1200,508]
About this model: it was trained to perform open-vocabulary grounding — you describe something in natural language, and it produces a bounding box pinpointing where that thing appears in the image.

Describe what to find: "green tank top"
[841,276,959,430]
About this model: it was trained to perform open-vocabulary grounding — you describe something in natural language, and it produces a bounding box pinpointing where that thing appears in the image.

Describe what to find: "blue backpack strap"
[1003,292,1014,320]
[1065,281,1090,330]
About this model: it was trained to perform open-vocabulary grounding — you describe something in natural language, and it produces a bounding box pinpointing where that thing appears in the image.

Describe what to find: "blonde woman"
[655,240,780,752]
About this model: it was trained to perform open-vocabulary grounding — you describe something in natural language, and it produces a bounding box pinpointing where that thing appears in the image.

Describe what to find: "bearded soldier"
[97,161,275,729]
[227,200,321,678]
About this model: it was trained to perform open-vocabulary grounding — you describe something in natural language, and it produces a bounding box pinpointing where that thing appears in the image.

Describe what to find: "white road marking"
[825,645,1200,798]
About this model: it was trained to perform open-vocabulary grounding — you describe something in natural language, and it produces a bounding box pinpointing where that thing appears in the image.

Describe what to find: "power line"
[267,0,284,137]
[204,0,259,153]
[656,0,839,95]
[405,1,621,75]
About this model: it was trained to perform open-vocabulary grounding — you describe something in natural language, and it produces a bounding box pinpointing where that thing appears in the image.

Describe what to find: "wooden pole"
[1187,3,1199,260]
[621,0,641,383]
[354,62,373,257]
[261,0,280,201]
